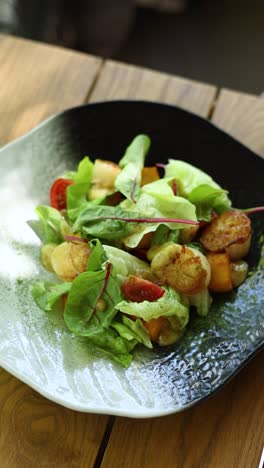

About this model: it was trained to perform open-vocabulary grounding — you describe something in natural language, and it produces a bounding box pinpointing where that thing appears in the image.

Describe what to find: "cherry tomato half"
[121,275,165,303]
[50,178,74,211]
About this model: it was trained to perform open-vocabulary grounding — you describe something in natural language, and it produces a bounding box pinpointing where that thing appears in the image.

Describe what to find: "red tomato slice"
[121,275,165,303]
[50,178,74,210]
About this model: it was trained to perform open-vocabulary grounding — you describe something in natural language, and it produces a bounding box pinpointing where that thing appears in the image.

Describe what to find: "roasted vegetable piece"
[150,243,211,295]
[143,317,168,342]
[121,275,165,302]
[200,210,251,260]
[207,252,233,292]
[141,166,160,186]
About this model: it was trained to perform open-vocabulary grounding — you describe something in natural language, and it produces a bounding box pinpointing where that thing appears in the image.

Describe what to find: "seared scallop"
[51,241,90,281]
[200,210,251,260]
[150,243,211,295]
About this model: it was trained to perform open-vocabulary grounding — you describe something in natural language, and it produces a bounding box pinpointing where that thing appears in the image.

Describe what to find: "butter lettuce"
[165,159,231,213]
[28,205,64,244]
[121,178,197,247]
[111,316,153,349]
[115,134,151,201]
[116,287,189,327]
[103,245,153,283]
[67,156,93,221]
[32,281,72,312]
[87,328,137,367]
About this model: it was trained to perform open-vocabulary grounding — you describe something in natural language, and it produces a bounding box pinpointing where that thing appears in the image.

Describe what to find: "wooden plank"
[212,88,264,157]
[0,369,108,468]
[0,35,107,468]
[89,60,216,118]
[101,350,264,468]
[0,34,102,145]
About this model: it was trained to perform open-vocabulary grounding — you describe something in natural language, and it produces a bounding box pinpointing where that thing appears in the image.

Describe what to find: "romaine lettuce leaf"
[32,281,72,312]
[67,156,93,220]
[116,287,189,327]
[165,159,231,212]
[28,205,64,244]
[111,315,153,349]
[115,134,151,201]
[64,268,121,337]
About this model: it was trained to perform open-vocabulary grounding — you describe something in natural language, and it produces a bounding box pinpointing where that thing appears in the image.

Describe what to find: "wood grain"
[0,35,107,468]
[212,88,264,157]
[101,350,264,468]
[0,370,108,468]
[0,34,101,145]
[89,60,216,118]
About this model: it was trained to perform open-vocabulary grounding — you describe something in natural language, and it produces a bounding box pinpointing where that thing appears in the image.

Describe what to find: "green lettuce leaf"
[87,238,107,271]
[28,205,64,244]
[32,281,72,312]
[115,134,151,201]
[151,225,180,246]
[116,287,189,326]
[64,268,121,337]
[188,184,229,220]
[112,315,153,349]
[67,156,93,221]
[87,328,137,367]
[103,244,153,283]
[73,205,141,241]
[121,178,197,247]
[165,159,231,212]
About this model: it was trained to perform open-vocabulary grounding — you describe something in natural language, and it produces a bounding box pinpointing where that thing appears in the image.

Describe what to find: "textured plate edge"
[1,341,263,418]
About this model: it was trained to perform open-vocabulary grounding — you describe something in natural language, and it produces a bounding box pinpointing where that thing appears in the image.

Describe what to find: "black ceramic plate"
[0,101,263,417]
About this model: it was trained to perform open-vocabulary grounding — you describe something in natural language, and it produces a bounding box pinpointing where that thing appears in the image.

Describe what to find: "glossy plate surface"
[0,101,263,417]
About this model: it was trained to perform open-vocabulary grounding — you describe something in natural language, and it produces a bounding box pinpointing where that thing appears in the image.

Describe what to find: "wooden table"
[0,34,263,468]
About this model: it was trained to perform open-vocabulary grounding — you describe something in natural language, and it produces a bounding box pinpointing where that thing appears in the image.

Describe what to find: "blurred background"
[0,0,263,94]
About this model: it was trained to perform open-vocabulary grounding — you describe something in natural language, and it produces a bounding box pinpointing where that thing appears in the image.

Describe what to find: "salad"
[29,134,258,366]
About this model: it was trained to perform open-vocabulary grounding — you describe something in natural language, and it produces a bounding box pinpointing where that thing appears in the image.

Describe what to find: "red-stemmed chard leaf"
[172,179,178,196]
[88,262,112,322]
[242,206,264,215]
[96,216,198,225]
